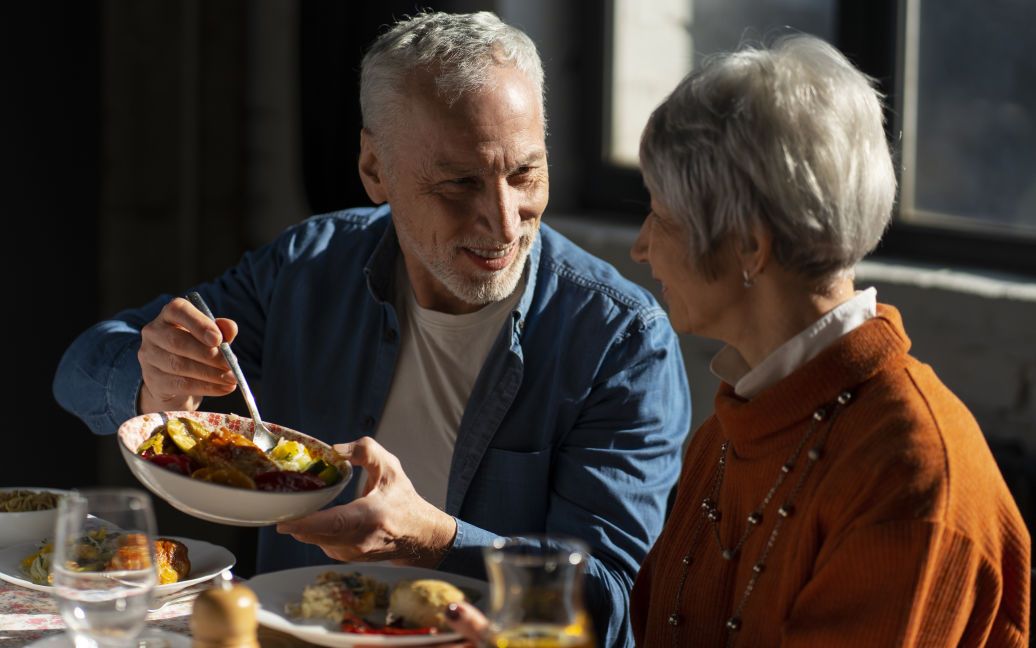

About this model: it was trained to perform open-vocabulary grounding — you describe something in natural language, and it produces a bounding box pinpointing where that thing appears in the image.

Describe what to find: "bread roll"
[388,579,465,629]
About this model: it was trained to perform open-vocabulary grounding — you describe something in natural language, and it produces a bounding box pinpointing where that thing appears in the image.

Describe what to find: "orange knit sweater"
[630,305,1030,647]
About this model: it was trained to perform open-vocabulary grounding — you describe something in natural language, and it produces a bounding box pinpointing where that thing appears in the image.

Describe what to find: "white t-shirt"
[372,262,524,509]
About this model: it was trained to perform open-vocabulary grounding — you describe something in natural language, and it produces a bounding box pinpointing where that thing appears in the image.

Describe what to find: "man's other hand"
[275,437,458,567]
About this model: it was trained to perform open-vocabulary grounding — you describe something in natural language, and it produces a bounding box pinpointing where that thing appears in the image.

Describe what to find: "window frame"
[578,0,1036,277]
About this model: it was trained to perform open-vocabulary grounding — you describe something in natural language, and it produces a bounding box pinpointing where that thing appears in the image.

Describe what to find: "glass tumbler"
[482,536,595,648]
[52,489,158,648]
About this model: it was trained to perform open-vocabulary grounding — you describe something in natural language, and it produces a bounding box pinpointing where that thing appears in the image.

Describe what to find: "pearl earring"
[742,270,754,288]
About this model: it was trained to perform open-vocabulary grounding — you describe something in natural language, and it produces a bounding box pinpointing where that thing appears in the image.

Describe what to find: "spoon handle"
[185,292,266,427]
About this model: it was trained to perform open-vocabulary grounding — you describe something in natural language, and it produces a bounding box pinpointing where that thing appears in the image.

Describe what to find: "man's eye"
[509,167,536,184]
[448,177,476,186]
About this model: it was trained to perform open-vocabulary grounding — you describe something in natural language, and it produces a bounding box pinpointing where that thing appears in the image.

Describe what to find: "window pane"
[608,0,836,166]
[902,0,1036,237]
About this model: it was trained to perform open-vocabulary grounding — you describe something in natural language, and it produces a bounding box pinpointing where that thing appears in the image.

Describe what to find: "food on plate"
[19,529,191,586]
[289,571,387,622]
[388,579,466,630]
[154,537,192,584]
[286,571,469,635]
[0,490,62,512]
[136,417,342,492]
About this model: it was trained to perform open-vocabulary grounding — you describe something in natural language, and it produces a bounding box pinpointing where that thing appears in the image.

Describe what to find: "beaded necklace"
[666,390,853,648]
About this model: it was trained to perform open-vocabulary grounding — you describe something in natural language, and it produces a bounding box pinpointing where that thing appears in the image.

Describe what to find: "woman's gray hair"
[360,11,544,138]
[640,34,896,282]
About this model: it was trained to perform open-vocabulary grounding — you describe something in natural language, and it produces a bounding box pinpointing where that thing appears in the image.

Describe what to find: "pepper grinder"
[191,571,260,648]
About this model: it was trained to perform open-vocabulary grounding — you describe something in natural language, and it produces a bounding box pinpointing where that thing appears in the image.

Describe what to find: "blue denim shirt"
[54,206,691,646]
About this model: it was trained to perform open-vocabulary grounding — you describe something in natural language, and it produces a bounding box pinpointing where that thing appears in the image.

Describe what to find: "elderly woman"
[626,35,1029,647]
[446,35,1029,647]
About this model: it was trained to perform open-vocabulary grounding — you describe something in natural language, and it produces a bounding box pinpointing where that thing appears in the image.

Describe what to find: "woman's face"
[630,197,744,339]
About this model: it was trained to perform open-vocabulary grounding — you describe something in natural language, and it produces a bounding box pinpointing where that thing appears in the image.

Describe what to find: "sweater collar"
[714,304,911,455]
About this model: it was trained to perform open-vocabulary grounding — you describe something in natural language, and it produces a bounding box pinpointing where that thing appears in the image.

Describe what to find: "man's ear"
[358,128,389,205]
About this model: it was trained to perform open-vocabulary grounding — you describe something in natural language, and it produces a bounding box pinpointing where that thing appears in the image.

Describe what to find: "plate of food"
[249,564,488,646]
[0,534,235,596]
[117,411,353,526]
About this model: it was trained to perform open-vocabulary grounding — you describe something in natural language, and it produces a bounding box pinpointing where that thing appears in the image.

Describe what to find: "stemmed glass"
[52,489,158,648]
[482,536,596,647]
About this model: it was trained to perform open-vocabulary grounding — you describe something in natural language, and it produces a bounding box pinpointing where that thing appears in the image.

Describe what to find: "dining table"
[0,578,325,647]
[0,579,473,648]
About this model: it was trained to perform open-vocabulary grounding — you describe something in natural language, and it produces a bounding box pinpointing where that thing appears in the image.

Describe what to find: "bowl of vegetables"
[117,412,352,526]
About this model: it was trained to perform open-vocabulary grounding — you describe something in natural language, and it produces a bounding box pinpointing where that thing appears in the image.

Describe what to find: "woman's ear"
[737,221,773,282]
[358,129,389,205]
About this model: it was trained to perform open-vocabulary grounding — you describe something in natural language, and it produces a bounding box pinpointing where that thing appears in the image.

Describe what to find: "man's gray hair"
[640,35,896,282]
[360,11,544,137]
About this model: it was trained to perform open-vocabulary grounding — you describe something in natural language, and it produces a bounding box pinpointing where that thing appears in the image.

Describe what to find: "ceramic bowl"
[0,488,70,548]
[118,412,351,526]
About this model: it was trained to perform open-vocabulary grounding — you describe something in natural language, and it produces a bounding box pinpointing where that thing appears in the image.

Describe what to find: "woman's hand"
[444,601,490,646]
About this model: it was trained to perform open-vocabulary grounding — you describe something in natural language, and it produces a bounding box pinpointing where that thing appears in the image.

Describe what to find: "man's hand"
[137,296,239,414]
[275,437,458,567]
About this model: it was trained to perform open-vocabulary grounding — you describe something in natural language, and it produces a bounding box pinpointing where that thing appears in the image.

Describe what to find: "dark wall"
[5,2,102,490]
[300,0,492,214]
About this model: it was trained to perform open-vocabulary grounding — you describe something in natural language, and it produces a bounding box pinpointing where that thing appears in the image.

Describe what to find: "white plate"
[118,411,352,527]
[249,564,489,647]
[0,536,236,596]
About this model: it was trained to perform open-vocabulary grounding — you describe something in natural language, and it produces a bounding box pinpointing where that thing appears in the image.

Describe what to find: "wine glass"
[52,489,158,648]
[482,536,596,648]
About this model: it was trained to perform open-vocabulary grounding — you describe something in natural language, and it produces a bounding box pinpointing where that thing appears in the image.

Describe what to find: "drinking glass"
[52,489,158,648]
[482,536,596,648]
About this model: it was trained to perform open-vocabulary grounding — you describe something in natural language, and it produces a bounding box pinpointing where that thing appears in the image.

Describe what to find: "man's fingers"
[215,318,238,345]
[160,297,225,346]
[143,366,238,399]
[140,341,235,385]
[276,505,355,539]
[333,437,401,486]
[144,322,229,371]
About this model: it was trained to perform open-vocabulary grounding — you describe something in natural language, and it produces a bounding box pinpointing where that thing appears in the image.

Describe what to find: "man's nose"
[484,180,521,242]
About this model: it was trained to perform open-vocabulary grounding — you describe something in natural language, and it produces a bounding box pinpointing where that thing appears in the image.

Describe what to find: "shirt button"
[383,328,397,343]
[363,416,376,430]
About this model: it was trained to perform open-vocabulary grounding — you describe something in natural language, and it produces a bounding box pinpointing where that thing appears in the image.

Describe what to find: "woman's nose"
[630,217,651,263]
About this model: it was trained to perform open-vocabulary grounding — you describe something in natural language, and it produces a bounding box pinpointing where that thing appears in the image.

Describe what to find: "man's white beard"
[399,226,538,306]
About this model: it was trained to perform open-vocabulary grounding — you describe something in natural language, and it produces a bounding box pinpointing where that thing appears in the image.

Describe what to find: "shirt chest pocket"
[462,446,553,535]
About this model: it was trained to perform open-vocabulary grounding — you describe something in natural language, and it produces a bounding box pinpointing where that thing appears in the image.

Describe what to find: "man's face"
[362,66,549,314]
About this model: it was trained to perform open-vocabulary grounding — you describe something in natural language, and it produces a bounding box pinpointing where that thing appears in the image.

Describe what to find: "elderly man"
[53,12,689,645]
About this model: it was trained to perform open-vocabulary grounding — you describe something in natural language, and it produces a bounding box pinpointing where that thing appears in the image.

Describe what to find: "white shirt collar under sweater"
[710,287,878,399]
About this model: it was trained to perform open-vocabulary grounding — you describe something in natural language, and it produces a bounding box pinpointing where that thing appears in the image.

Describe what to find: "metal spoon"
[186,292,279,452]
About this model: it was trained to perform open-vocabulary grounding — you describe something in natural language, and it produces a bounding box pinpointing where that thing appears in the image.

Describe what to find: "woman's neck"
[732,271,856,369]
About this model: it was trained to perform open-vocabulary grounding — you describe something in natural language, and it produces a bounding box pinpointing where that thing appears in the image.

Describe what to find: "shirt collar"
[362,205,399,304]
[711,287,878,399]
